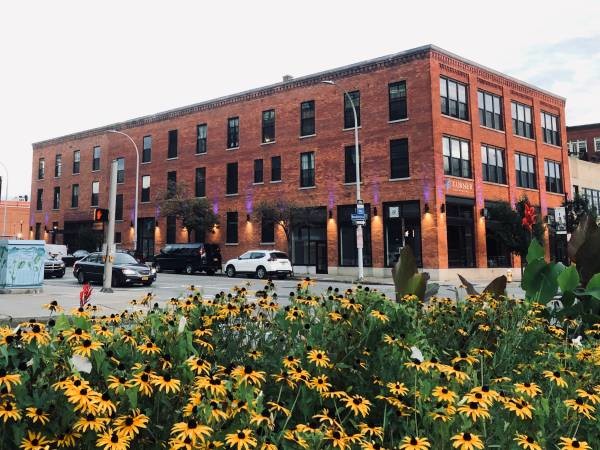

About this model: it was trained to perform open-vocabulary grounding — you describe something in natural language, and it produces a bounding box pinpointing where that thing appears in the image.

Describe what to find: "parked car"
[152,243,221,275]
[73,252,156,287]
[224,250,292,279]
[61,249,90,267]
[44,255,65,278]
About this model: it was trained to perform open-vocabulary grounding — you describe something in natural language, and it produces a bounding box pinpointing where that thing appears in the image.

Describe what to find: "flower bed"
[0,283,598,450]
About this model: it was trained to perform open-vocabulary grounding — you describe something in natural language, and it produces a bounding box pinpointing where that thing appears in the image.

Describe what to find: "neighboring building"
[30,45,569,279]
[567,123,600,215]
[0,199,30,239]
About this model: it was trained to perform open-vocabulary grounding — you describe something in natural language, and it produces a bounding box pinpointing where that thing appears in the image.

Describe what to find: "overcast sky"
[1,0,599,198]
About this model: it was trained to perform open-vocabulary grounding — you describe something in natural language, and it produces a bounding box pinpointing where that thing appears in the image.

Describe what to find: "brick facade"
[0,201,30,239]
[30,45,569,277]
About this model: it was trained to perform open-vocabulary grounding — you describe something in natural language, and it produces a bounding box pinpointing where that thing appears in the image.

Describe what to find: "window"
[568,140,587,157]
[116,157,125,183]
[38,158,45,179]
[344,91,360,129]
[478,91,503,130]
[261,217,275,243]
[36,188,43,210]
[389,81,407,121]
[168,130,178,159]
[582,188,600,214]
[92,146,101,171]
[167,171,177,198]
[73,150,80,174]
[114,232,122,244]
[227,117,239,148]
[71,184,79,208]
[142,136,152,163]
[53,187,60,210]
[511,102,534,139]
[545,160,563,194]
[91,181,99,206]
[300,152,315,187]
[115,194,123,221]
[300,100,315,136]
[254,159,263,183]
[226,212,238,244]
[595,138,600,152]
[344,145,361,183]
[141,175,150,202]
[226,162,238,195]
[35,223,41,240]
[271,156,281,182]
[541,111,560,146]
[515,153,537,189]
[195,168,206,197]
[481,145,506,184]
[196,124,207,154]
[262,110,275,143]
[166,216,177,244]
[442,136,471,178]
[440,77,468,120]
[390,138,409,179]
[55,154,62,177]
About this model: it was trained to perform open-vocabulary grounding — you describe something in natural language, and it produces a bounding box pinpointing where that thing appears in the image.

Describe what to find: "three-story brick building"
[30,45,569,279]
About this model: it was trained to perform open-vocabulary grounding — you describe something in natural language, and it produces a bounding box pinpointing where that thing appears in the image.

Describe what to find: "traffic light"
[93,208,109,222]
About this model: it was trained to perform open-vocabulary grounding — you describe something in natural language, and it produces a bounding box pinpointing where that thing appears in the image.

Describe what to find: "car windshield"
[114,253,138,265]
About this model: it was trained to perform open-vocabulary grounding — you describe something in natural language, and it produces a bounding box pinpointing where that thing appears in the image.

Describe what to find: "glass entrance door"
[137,218,156,262]
[383,201,422,267]
[445,198,475,268]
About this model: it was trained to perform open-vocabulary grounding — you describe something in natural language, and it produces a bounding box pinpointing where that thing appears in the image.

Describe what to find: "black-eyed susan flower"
[267,401,290,417]
[152,373,182,394]
[0,369,21,392]
[42,300,63,313]
[137,340,161,355]
[324,428,350,450]
[0,400,21,422]
[558,437,592,450]
[387,381,408,396]
[73,413,109,433]
[249,409,273,428]
[128,372,154,397]
[514,382,542,398]
[106,375,128,393]
[21,323,51,346]
[231,365,266,386]
[344,394,371,417]
[457,402,491,422]
[171,419,212,443]
[369,310,389,323]
[309,374,331,393]
[54,431,81,448]
[282,355,300,369]
[186,356,211,375]
[543,370,568,388]
[432,386,458,403]
[66,386,100,414]
[576,388,600,404]
[95,428,131,450]
[504,398,534,420]
[398,436,431,450]
[450,432,484,450]
[225,429,257,450]
[307,349,331,368]
[19,430,52,450]
[563,397,596,419]
[514,433,542,450]
[25,407,50,425]
[73,338,103,357]
[113,409,149,438]
[358,422,383,439]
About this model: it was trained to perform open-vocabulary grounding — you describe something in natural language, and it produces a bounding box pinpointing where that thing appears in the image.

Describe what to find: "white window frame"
[594,137,600,152]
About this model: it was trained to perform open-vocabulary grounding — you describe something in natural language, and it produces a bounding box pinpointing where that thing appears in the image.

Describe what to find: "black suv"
[73,252,156,286]
[152,243,221,275]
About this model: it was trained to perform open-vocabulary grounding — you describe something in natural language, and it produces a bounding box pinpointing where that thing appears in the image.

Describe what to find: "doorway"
[383,201,422,267]
[137,218,156,261]
[446,197,475,268]
[316,241,328,274]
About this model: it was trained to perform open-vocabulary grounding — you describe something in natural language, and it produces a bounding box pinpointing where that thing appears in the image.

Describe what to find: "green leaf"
[483,276,507,297]
[458,274,479,296]
[557,265,580,294]
[523,261,561,304]
[584,273,600,300]
[526,239,545,264]
[126,387,138,409]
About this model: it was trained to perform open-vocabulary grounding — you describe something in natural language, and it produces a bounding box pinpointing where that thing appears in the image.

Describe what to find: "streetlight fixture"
[0,161,8,238]
[321,80,364,281]
[106,130,140,254]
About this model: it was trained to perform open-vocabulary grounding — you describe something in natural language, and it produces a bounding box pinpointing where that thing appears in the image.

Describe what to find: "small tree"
[254,199,309,254]
[564,193,597,233]
[155,183,218,242]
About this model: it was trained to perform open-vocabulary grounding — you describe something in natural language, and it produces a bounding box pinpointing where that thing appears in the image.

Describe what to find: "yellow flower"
[309,374,332,393]
[25,407,50,425]
[307,349,331,368]
[432,386,458,403]
[514,433,542,450]
[457,402,491,422]
[21,323,51,346]
[558,437,592,450]
[186,356,211,375]
[225,429,257,450]
[95,428,131,450]
[152,374,182,394]
[514,382,542,398]
[399,436,431,450]
[358,423,383,439]
[72,338,103,357]
[563,397,596,419]
[42,300,63,312]
[451,432,485,450]
[128,372,154,397]
[0,369,21,392]
[171,419,213,443]
[0,400,21,422]
[543,370,568,388]
[137,341,161,355]
[370,310,389,323]
[231,365,266,386]
[19,431,52,450]
[504,398,534,420]
[324,428,350,450]
[343,394,371,417]
[387,381,409,396]
[73,414,109,433]
[113,409,149,438]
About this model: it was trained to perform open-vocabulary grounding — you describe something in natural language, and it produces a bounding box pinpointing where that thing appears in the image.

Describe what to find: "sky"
[1,0,599,198]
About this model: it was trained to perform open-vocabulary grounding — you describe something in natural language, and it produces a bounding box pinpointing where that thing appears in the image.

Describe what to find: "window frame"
[544,159,563,194]
[515,153,537,189]
[195,167,206,198]
[73,150,80,174]
[142,135,152,163]
[390,138,409,179]
[343,91,361,129]
[254,159,264,184]
[38,158,45,180]
[53,186,60,210]
[511,102,534,139]
[344,145,362,184]
[541,111,560,146]
[226,162,238,195]
[477,90,503,130]
[300,100,315,136]
[300,152,315,188]
[261,110,275,143]
[388,81,407,121]
[92,146,101,171]
[116,157,125,184]
[442,136,472,179]
[91,181,99,206]
[481,144,506,184]
[271,156,281,182]
[71,184,79,208]
[196,124,207,154]
[227,117,239,149]
[440,77,469,121]
[36,188,43,211]
[167,129,178,159]
[226,211,238,244]
[141,175,151,203]
[55,154,62,178]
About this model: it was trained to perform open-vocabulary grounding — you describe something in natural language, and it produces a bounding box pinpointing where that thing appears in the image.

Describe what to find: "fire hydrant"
[506,269,513,283]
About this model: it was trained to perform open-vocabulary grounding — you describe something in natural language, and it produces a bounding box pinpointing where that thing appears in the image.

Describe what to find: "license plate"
[141,276,148,281]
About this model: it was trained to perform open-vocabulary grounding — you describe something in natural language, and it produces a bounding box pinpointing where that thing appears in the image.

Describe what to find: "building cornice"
[32,44,566,149]
[567,123,600,132]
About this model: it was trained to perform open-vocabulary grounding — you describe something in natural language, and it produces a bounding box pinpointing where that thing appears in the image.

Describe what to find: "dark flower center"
[410,437,418,445]
[188,420,197,429]
[32,325,41,333]
[83,339,92,348]
[111,434,119,443]
[32,439,39,446]
[332,431,341,439]
[526,436,534,443]
[469,402,478,409]
[238,431,246,439]
[464,433,472,441]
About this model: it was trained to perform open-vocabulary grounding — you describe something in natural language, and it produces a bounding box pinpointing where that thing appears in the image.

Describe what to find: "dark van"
[152,243,221,275]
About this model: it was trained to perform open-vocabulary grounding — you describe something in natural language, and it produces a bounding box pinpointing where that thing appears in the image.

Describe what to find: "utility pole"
[101,160,118,293]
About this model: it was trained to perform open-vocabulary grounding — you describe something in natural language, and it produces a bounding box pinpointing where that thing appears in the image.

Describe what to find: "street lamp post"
[322,80,364,281]
[0,161,8,238]
[106,130,140,254]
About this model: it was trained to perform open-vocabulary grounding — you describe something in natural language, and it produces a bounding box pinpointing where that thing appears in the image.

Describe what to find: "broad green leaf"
[392,246,418,300]
[458,274,479,295]
[126,387,138,409]
[526,238,545,264]
[557,265,579,294]
[584,273,600,300]
[483,275,507,297]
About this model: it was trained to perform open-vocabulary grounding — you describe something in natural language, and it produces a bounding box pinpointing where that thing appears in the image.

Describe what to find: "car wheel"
[205,269,215,276]
[112,275,124,288]
[184,264,194,275]
[226,265,236,278]
[77,271,86,284]
[154,263,162,273]
[256,266,267,280]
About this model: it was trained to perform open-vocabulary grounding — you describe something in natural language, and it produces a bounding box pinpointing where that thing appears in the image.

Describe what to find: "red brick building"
[566,123,600,214]
[30,45,569,279]
[0,200,30,239]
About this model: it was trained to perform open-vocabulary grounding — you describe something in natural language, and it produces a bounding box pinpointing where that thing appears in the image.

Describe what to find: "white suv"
[224,250,293,279]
